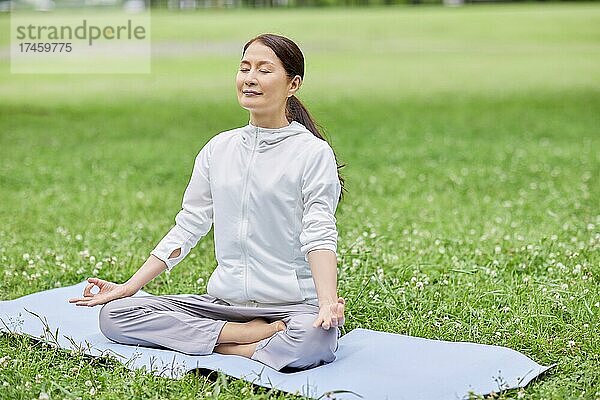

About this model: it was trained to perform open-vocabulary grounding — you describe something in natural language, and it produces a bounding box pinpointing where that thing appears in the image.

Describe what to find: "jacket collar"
[240,120,308,151]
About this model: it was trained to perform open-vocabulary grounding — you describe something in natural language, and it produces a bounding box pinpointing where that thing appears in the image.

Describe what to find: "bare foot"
[214,341,259,358]
[217,318,287,344]
[270,320,287,334]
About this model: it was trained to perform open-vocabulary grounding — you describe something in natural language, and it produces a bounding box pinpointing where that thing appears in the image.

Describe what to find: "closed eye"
[239,68,271,73]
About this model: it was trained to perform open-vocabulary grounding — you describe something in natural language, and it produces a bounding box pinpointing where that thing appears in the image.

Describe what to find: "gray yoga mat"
[0,281,554,399]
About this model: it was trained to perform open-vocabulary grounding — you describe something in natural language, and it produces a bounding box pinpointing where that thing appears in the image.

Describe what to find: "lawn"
[0,2,599,399]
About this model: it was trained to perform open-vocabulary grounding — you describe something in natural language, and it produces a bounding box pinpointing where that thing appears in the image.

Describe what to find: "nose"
[244,70,258,86]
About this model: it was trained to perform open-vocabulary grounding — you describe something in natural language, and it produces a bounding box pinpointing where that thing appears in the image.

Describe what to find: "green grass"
[1,3,599,399]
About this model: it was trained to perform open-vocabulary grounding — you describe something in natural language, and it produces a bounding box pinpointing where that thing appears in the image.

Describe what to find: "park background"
[0,1,599,399]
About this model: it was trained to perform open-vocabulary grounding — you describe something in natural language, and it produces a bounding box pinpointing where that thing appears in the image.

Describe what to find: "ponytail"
[286,94,346,203]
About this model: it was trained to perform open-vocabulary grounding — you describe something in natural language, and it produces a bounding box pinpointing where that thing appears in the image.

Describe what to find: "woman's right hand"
[68,277,130,307]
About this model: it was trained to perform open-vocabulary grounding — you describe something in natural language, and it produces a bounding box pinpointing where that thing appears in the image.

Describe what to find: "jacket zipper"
[240,127,259,301]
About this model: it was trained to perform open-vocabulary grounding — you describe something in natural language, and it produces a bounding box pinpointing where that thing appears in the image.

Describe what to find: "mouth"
[243,90,263,96]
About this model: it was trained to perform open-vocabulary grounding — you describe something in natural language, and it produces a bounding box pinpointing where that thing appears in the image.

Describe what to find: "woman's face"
[236,41,300,117]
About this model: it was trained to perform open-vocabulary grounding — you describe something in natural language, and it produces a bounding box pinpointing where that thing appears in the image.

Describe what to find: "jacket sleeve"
[299,143,342,262]
[150,138,215,272]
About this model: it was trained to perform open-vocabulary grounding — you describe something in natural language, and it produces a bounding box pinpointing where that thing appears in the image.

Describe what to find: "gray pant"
[98,293,340,371]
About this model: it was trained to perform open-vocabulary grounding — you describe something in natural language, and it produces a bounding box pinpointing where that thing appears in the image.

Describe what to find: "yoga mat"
[0,281,554,399]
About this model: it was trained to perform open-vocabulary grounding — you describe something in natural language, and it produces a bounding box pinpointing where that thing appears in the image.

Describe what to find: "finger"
[71,296,96,306]
[76,297,99,307]
[322,318,331,330]
[69,297,89,303]
[83,283,95,297]
[331,316,338,327]
[313,316,323,328]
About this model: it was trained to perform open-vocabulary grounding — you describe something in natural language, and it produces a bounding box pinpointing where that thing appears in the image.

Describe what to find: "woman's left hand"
[313,297,345,330]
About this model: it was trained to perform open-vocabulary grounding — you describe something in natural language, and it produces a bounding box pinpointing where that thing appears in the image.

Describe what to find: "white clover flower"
[84,380,92,387]
[0,355,11,367]
[567,340,575,348]
[22,253,30,260]
[38,392,49,400]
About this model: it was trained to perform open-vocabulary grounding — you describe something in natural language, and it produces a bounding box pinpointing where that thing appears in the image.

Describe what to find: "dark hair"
[242,33,347,203]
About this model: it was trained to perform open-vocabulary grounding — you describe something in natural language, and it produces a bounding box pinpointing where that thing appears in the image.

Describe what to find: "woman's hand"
[313,297,345,330]
[68,277,129,307]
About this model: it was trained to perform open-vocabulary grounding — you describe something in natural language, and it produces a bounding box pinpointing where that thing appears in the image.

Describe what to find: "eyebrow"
[240,60,275,66]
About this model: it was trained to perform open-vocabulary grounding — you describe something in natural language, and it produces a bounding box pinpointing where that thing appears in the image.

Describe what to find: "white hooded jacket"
[150,120,342,307]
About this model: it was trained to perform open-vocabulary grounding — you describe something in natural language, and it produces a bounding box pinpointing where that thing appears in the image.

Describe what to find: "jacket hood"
[240,120,310,151]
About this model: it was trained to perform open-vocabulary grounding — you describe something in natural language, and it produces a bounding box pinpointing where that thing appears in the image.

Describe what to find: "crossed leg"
[214,318,286,357]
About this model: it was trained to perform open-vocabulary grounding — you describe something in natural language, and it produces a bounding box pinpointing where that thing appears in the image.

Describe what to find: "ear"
[287,75,302,97]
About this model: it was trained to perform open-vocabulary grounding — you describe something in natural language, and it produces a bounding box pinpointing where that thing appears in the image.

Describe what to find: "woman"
[68,33,347,372]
